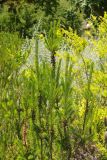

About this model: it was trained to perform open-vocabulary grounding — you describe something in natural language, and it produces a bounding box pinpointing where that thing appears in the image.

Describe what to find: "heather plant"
[0,18,107,159]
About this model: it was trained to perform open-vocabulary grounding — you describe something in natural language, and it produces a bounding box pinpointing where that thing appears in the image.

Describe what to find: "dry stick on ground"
[22,120,27,147]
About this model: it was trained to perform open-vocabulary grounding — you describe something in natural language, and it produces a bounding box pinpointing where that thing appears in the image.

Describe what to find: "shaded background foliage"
[0,0,107,36]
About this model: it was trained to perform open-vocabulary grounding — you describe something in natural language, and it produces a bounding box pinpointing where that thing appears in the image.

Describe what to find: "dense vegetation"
[0,0,107,159]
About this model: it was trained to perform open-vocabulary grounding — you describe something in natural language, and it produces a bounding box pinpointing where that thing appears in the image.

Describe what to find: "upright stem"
[83,99,89,131]
[38,91,44,160]
[35,36,39,78]
[51,51,56,77]
[50,126,54,160]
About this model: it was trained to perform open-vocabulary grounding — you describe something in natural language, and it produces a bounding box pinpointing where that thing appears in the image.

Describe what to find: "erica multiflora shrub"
[0,18,107,159]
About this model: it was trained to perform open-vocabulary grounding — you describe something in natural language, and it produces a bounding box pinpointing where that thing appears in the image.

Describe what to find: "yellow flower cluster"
[94,12,107,57]
[39,33,45,40]
[56,29,62,37]
[99,12,107,36]
[61,27,87,54]
[91,71,107,97]
[24,70,32,78]
[55,51,71,60]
